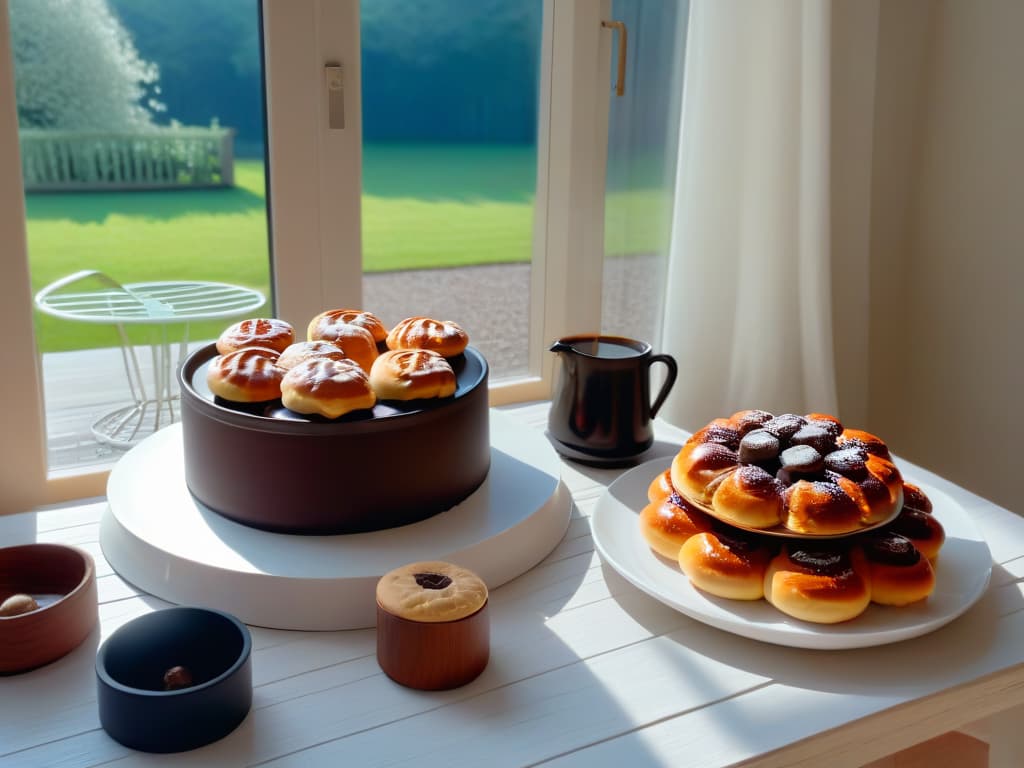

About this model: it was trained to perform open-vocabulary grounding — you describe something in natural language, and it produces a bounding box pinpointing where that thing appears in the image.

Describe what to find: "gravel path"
[364,253,666,377]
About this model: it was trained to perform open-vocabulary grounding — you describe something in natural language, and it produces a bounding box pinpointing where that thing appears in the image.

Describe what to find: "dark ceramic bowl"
[178,342,491,534]
[0,543,97,675]
[96,606,252,753]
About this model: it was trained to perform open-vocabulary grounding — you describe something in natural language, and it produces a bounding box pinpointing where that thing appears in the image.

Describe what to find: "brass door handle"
[601,20,628,97]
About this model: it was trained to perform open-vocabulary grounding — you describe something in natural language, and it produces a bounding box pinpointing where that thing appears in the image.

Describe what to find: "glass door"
[7,0,272,477]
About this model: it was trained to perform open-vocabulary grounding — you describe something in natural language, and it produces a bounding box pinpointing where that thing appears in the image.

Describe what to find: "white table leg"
[986,704,1024,768]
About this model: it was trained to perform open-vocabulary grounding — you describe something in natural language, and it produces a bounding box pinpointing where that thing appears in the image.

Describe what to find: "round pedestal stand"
[101,410,571,630]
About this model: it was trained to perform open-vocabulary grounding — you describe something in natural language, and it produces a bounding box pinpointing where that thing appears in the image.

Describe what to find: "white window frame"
[0,0,611,509]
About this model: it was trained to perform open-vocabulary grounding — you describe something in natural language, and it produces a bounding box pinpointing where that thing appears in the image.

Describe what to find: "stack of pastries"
[639,410,945,625]
[205,311,469,418]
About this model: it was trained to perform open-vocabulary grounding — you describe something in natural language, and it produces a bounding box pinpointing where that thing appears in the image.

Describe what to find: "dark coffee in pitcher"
[547,335,677,464]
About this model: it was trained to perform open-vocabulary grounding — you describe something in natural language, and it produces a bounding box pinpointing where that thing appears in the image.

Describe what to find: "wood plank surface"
[0,403,1021,768]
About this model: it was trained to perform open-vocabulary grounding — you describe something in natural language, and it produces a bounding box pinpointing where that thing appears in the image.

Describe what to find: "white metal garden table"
[34,270,265,447]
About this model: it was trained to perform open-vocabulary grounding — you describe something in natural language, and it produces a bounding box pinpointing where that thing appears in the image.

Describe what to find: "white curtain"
[660,0,877,432]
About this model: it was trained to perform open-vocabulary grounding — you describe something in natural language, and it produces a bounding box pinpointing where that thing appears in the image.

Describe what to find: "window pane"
[11,0,272,474]
[603,0,688,348]
[360,1,544,381]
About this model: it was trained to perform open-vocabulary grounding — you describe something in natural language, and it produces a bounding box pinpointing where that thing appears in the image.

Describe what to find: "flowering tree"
[9,0,165,131]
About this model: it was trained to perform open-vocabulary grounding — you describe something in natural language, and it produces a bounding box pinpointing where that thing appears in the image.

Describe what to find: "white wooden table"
[2,402,1024,768]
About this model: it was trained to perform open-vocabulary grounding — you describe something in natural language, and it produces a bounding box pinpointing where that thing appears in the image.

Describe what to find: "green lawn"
[28,146,667,353]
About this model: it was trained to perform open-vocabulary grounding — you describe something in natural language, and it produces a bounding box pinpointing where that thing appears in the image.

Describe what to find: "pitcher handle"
[647,354,678,419]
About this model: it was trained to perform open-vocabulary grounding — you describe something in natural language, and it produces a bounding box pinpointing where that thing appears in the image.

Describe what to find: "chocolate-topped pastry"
[671,410,904,535]
[677,527,778,600]
[696,423,741,448]
[837,428,891,459]
[738,429,780,465]
[764,541,871,623]
[763,413,807,441]
[861,531,935,606]
[886,507,945,561]
[805,412,843,439]
[730,409,774,436]
[901,482,934,514]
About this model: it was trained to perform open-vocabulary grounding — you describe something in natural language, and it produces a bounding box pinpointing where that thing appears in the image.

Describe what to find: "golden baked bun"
[307,320,378,373]
[670,411,904,535]
[276,340,349,371]
[678,528,777,601]
[280,358,376,419]
[764,543,871,624]
[375,561,488,623]
[670,441,738,505]
[386,316,469,358]
[638,493,715,560]
[860,531,935,606]
[216,318,295,355]
[307,308,388,344]
[884,507,946,561]
[711,464,785,528]
[369,349,456,401]
[784,480,863,535]
[647,469,675,503]
[206,347,284,402]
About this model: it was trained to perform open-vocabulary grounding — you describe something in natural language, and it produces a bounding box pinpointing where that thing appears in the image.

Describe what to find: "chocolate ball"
[763,413,807,442]
[789,424,836,455]
[0,593,39,617]
[824,447,868,479]
[163,665,194,691]
[780,444,824,474]
[738,429,781,464]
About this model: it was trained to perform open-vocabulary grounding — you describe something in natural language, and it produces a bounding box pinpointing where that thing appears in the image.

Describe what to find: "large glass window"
[360,1,544,381]
[9,0,271,475]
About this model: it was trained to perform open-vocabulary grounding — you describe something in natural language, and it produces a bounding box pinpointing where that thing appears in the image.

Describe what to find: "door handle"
[601,20,628,97]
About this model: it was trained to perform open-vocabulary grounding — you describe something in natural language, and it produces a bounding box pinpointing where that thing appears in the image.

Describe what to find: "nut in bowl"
[95,606,252,753]
[0,543,98,675]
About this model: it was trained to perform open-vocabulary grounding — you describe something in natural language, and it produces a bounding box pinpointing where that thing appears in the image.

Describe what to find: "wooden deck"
[41,344,205,475]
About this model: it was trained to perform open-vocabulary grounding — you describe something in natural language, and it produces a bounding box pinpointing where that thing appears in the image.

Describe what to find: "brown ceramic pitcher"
[547,335,677,465]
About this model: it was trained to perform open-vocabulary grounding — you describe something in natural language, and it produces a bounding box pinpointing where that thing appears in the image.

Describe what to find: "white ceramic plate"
[592,458,993,649]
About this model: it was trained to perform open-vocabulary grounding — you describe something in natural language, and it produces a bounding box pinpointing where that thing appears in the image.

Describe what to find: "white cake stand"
[101,410,571,630]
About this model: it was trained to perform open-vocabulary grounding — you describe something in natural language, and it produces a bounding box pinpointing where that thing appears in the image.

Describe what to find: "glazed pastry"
[369,349,456,401]
[276,340,350,371]
[280,358,376,419]
[670,410,903,535]
[638,492,715,560]
[307,320,378,373]
[386,316,469,358]
[216,318,294,355]
[307,308,388,345]
[376,561,488,623]
[677,528,778,601]
[860,531,935,606]
[647,469,675,503]
[764,542,871,624]
[206,347,284,402]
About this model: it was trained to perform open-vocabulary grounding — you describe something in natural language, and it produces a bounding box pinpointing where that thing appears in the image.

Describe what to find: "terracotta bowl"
[376,601,490,690]
[0,543,98,675]
[96,606,252,753]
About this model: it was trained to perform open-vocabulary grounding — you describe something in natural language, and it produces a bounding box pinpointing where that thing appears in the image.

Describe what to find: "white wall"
[866,0,1023,512]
